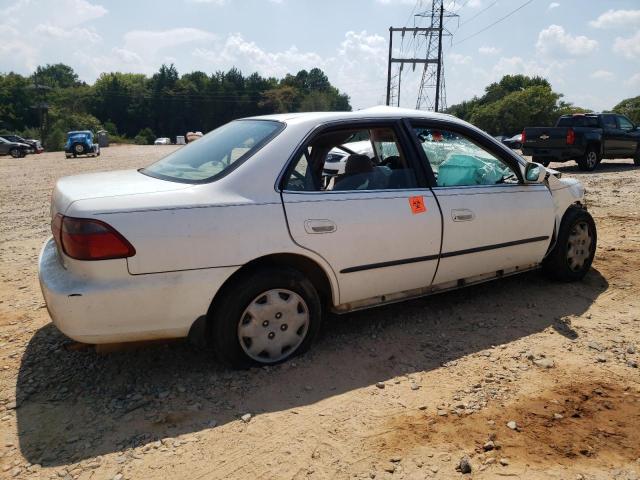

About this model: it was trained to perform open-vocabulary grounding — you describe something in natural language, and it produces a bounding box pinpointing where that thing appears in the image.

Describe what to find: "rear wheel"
[532,156,551,167]
[209,268,322,368]
[577,146,600,171]
[543,206,597,282]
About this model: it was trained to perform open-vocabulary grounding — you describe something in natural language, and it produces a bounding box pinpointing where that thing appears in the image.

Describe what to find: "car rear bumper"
[38,238,239,344]
[522,146,584,161]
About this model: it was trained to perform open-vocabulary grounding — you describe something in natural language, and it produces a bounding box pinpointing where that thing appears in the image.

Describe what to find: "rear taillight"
[521,130,526,144]
[52,214,135,260]
[566,128,575,145]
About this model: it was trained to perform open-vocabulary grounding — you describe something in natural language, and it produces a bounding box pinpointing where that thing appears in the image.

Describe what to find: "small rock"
[240,413,252,423]
[484,457,496,465]
[499,458,510,466]
[506,421,518,430]
[430,465,439,473]
[458,456,472,474]
[588,342,605,352]
[483,440,495,451]
[383,463,396,473]
[11,467,21,477]
[596,355,607,363]
[553,413,564,420]
[375,382,385,389]
[410,383,420,391]
[418,405,427,411]
[533,358,555,369]
[390,455,402,463]
[113,474,123,480]
[628,345,637,355]
[628,360,638,369]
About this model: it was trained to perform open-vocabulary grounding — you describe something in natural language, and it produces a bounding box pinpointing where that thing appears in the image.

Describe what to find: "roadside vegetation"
[0,63,350,150]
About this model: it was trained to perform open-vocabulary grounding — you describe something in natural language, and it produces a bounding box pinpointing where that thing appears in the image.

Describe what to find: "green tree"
[612,96,640,124]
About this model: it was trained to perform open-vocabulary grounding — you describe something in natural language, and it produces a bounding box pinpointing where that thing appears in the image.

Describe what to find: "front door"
[281,122,442,306]
[409,122,555,286]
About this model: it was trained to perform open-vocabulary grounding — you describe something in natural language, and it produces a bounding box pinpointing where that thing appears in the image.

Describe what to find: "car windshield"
[142,120,283,183]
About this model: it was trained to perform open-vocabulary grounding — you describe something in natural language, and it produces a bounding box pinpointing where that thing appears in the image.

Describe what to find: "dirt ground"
[0,145,639,480]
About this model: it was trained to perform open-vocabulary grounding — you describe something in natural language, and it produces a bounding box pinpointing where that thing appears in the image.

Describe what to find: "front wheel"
[543,206,597,282]
[577,147,600,172]
[209,268,322,368]
[9,148,20,158]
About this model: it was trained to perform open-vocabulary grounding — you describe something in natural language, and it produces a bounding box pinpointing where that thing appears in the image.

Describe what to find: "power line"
[457,0,498,27]
[453,0,535,46]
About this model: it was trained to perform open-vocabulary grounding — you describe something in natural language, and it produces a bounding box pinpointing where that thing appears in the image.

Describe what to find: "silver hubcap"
[586,151,597,168]
[567,221,592,272]
[75,144,84,153]
[238,289,309,363]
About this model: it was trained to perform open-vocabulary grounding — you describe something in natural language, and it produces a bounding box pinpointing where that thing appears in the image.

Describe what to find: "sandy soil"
[0,145,639,480]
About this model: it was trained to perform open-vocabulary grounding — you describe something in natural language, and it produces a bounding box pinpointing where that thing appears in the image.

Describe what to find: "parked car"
[154,137,171,145]
[186,131,203,142]
[522,113,640,171]
[0,134,43,153]
[322,139,374,176]
[64,131,100,158]
[39,107,596,368]
[0,136,30,158]
[502,133,522,150]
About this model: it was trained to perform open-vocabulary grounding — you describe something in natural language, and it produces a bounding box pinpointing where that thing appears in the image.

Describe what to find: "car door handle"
[304,219,337,234]
[452,209,475,222]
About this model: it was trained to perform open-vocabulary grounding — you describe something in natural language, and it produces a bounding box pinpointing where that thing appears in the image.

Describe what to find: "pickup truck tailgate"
[523,127,570,149]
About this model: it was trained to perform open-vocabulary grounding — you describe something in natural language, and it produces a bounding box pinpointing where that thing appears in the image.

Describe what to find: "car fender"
[546,172,586,232]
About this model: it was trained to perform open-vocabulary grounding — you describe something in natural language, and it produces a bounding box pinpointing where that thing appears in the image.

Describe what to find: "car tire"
[532,156,551,167]
[18,150,26,158]
[542,205,597,282]
[72,143,85,156]
[9,148,20,158]
[577,146,600,172]
[208,267,322,369]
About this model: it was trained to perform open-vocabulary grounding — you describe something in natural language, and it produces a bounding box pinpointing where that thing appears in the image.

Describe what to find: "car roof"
[68,130,92,134]
[244,106,461,126]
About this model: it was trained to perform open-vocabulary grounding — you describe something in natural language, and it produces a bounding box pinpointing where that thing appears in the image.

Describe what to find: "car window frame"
[278,119,430,193]
[405,118,525,188]
[616,115,635,131]
[601,114,617,130]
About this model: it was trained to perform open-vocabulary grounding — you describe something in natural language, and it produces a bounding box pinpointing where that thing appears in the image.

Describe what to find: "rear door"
[408,120,555,286]
[280,121,442,307]
[601,114,623,157]
[616,115,639,157]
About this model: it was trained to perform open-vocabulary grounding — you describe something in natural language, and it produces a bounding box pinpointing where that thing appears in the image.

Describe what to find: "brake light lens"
[52,214,136,260]
[521,129,526,144]
[566,128,575,145]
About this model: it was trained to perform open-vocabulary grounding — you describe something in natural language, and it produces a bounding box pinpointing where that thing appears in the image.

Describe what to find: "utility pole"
[385,0,456,111]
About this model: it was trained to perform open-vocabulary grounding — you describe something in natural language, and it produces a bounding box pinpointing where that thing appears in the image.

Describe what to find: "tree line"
[445,74,639,136]
[0,63,350,149]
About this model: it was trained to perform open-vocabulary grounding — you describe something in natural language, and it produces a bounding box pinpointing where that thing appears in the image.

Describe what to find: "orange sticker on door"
[409,195,426,214]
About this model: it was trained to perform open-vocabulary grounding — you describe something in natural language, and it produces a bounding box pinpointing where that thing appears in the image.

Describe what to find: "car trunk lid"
[52,169,190,217]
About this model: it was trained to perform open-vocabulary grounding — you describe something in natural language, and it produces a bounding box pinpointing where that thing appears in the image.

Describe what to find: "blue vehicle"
[64,130,100,158]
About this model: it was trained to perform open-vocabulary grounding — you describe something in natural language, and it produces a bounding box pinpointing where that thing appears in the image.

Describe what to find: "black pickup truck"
[522,113,640,171]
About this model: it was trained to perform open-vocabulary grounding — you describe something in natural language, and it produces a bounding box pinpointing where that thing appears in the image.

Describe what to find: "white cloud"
[449,53,471,64]
[626,73,640,88]
[536,24,598,57]
[478,46,500,55]
[589,9,640,29]
[34,24,101,44]
[590,70,614,81]
[123,28,215,56]
[613,31,640,60]
[548,2,559,10]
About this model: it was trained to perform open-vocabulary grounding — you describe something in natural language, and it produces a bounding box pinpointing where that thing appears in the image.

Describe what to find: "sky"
[0,0,638,112]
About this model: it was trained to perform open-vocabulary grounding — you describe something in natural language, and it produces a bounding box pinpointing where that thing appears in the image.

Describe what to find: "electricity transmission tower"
[385,0,456,112]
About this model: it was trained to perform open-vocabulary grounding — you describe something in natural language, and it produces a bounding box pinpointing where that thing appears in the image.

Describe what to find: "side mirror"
[524,162,546,183]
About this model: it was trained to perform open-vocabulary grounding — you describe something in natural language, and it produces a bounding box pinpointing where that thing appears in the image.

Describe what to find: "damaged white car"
[39,107,596,368]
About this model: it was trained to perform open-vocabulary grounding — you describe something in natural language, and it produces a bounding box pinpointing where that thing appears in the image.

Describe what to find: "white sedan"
[39,107,596,368]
